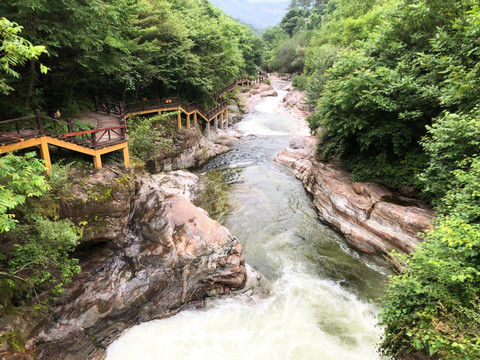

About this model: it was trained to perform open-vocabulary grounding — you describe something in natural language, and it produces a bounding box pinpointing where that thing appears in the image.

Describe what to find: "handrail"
[95,74,268,122]
[0,109,127,149]
[63,124,126,137]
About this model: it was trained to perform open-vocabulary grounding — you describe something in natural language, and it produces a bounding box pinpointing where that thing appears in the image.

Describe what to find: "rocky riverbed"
[275,136,435,257]
[0,79,279,360]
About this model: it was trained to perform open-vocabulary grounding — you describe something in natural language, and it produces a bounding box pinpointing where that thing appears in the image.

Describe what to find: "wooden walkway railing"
[95,74,268,128]
[0,110,129,170]
[0,110,126,149]
[0,73,267,170]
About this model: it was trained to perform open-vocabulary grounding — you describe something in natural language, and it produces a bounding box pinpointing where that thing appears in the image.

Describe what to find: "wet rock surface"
[282,87,311,118]
[240,82,277,110]
[275,136,435,257]
[2,169,247,360]
[147,128,231,173]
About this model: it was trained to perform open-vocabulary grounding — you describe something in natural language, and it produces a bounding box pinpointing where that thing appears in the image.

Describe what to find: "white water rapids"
[107,81,389,360]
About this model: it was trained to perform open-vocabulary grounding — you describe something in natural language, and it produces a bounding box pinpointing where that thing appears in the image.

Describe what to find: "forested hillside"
[0,0,263,118]
[210,0,289,30]
[267,0,480,358]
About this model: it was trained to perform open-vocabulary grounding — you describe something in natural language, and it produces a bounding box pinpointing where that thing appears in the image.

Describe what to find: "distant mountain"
[211,0,289,30]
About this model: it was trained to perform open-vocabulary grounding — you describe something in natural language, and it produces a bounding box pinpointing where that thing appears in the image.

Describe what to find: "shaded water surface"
[107,83,389,360]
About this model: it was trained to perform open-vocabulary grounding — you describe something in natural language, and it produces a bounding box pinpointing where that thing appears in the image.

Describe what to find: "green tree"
[129,113,175,162]
[0,17,48,95]
[0,153,81,307]
[419,108,480,203]
[0,152,48,233]
[379,157,480,359]
[280,8,307,37]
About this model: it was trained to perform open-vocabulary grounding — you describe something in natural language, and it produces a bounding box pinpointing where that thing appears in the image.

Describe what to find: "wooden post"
[187,113,191,129]
[67,118,73,133]
[35,109,45,135]
[106,100,110,115]
[214,115,218,130]
[206,121,211,139]
[123,144,131,169]
[39,137,51,173]
[220,111,224,130]
[177,111,182,130]
[93,153,102,169]
[225,108,229,130]
[120,118,126,139]
[194,112,197,126]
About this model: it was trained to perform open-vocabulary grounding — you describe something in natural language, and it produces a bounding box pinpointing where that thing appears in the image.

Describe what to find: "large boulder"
[147,128,230,172]
[3,170,247,360]
[275,136,434,257]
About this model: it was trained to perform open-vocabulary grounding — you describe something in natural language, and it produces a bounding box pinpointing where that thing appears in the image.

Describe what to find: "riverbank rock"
[147,128,230,172]
[275,136,435,257]
[282,88,311,118]
[241,82,277,110]
[151,170,200,203]
[59,168,135,244]
[1,169,247,359]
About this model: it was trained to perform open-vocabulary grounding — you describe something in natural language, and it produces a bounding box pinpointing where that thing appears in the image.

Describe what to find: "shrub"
[128,113,175,162]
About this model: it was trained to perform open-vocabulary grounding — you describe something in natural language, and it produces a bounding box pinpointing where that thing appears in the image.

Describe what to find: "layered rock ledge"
[275,136,435,256]
[2,169,247,360]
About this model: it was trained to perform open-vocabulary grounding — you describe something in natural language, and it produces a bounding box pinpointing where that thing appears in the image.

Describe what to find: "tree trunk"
[25,59,37,109]
[66,79,76,107]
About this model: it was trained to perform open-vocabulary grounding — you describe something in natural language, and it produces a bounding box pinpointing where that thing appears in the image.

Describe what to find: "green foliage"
[263,29,312,73]
[128,113,175,162]
[0,331,26,352]
[0,152,49,233]
[0,0,262,116]
[0,154,81,308]
[47,162,74,195]
[304,44,339,104]
[379,158,480,358]
[280,8,308,37]
[308,48,433,185]
[6,217,81,298]
[419,108,480,203]
[0,17,48,95]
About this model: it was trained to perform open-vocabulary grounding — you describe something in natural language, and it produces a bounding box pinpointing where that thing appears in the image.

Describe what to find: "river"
[106,79,389,360]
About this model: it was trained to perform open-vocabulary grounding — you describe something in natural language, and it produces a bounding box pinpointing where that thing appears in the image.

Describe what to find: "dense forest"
[263,0,480,358]
[0,0,263,118]
[1,0,479,358]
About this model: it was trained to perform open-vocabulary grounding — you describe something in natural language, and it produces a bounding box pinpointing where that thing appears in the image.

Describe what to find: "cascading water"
[107,80,390,360]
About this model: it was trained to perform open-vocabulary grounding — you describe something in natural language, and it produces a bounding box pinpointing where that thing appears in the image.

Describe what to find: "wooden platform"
[0,111,130,171]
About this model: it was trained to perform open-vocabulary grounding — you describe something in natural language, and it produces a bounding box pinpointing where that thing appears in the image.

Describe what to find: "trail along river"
[107,81,390,360]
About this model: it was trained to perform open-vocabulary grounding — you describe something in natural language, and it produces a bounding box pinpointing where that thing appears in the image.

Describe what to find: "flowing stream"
[107,81,389,360]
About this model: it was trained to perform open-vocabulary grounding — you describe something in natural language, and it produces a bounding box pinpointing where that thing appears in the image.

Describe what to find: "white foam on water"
[107,265,383,360]
[106,81,386,360]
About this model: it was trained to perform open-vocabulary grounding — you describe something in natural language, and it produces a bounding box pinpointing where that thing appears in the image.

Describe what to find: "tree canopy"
[0,0,263,117]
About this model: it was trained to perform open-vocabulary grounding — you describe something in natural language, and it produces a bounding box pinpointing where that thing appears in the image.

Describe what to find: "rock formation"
[275,136,435,257]
[2,169,246,360]
[282,87,311,118]
[146,128,231,173]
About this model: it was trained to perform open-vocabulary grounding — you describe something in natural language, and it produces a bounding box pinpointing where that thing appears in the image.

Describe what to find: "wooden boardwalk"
[96,75,268,135]
[0,110,129,171]
[0,74,267,171]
